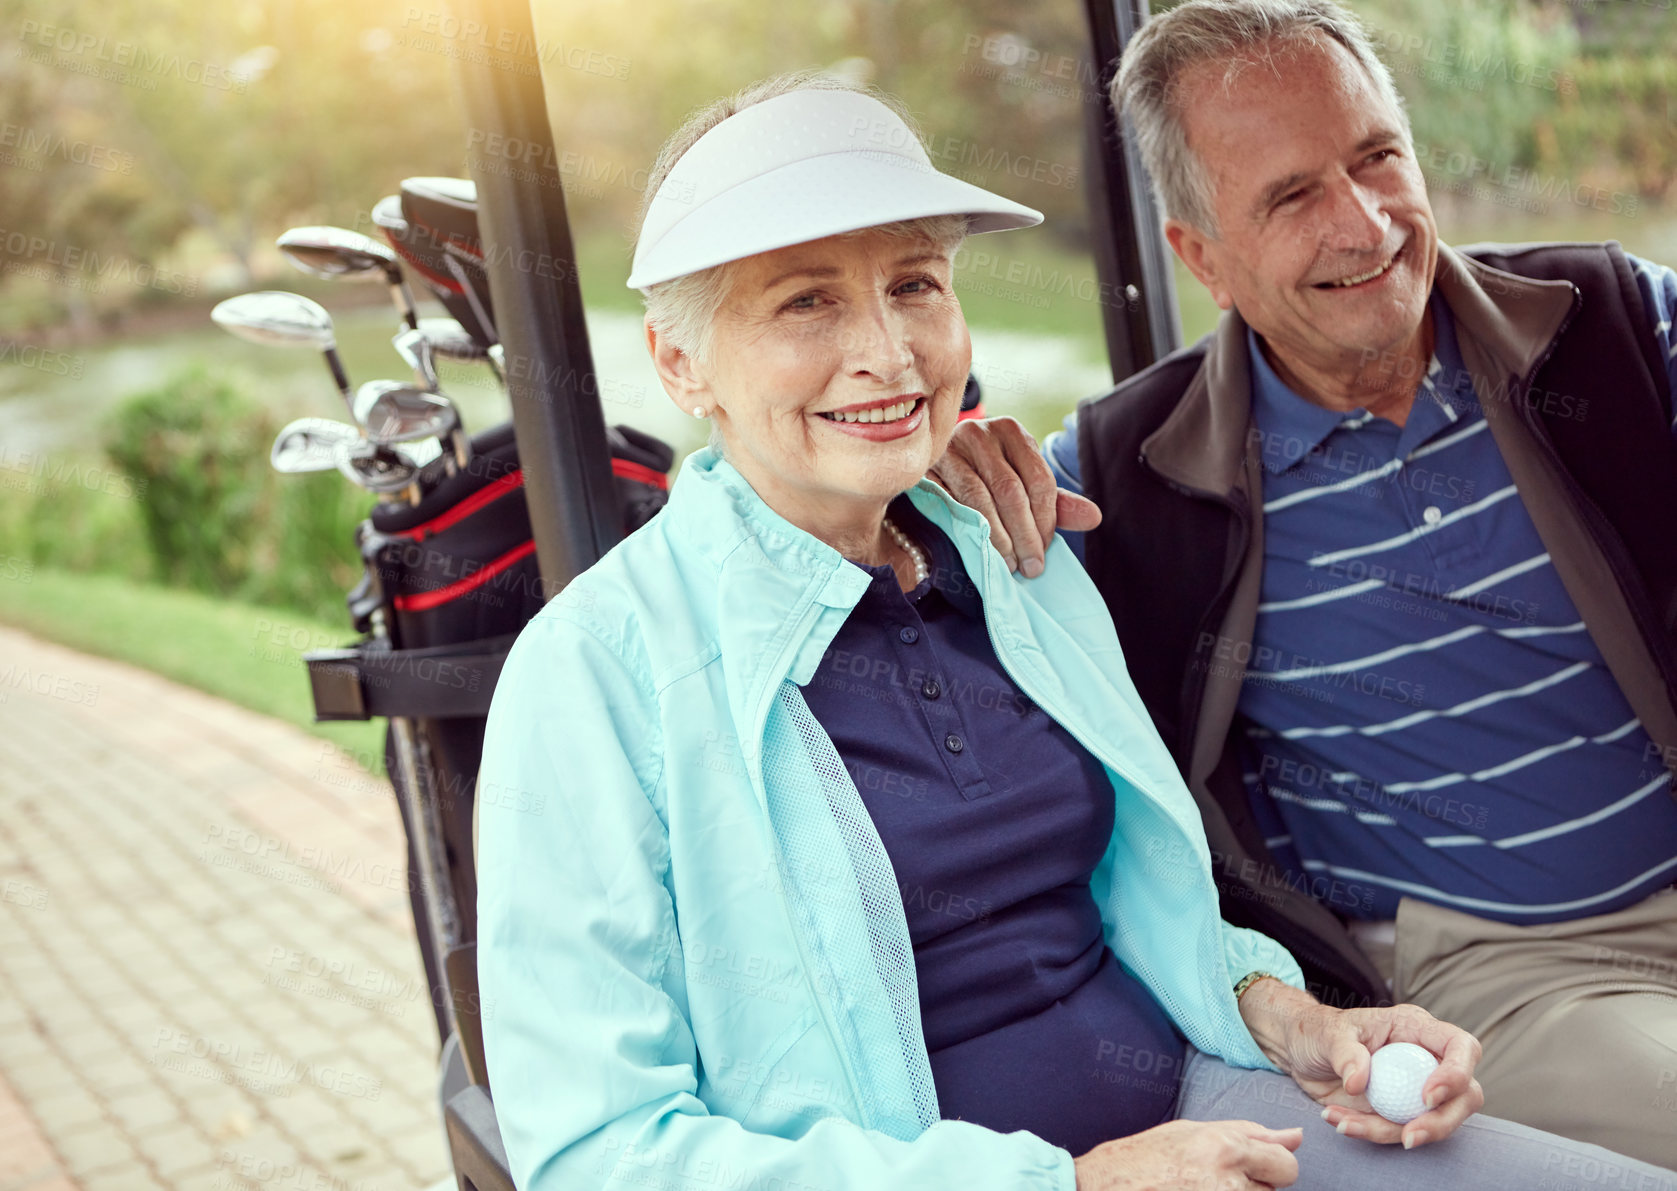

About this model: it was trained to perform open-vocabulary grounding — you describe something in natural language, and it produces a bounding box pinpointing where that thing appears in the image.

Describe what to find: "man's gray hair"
[634,71,966,368]
[1112,0,1411,236]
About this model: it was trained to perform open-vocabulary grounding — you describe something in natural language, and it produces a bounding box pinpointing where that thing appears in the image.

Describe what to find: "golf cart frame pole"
[1081,0,1183,381]
[449,0,621,593]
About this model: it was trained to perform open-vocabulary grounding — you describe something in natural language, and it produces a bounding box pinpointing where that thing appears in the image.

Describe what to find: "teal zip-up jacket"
[477,448,1305,1190]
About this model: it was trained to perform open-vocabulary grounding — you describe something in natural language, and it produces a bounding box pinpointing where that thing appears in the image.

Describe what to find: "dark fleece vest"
[1075,242,1677,1004]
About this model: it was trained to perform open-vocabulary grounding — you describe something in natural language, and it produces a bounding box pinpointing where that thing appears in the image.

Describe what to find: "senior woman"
[476,75,1674,1191]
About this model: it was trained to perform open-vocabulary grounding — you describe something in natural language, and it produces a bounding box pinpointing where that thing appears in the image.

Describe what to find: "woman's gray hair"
[1112,0,1411,237]
[633,70,967,368]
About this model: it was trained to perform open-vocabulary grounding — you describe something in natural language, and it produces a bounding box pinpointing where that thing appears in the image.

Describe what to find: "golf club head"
[416,316,489,361]
[276,227,397,280]
[391,328,440,391]
[269,417,361,474]
[370,194,408,236]
[336,438,424,498]
[356,381,461,446]
[211,291,337,350]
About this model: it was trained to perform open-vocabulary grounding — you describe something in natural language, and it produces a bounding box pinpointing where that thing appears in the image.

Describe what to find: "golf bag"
[303,417,673,1041]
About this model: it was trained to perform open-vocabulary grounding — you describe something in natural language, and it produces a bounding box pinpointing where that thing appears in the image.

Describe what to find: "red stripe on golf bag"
[392,539,538,613]
[611,457,669,490]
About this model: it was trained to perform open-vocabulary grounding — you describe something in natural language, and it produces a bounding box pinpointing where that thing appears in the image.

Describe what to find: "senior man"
[934,0,1677,1168]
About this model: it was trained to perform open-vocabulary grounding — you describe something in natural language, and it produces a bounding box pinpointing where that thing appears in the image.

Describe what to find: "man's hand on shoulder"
[929,416,1102,577]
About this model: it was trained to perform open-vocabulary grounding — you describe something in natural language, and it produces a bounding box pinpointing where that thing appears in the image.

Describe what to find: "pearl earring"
[692,405,707,418]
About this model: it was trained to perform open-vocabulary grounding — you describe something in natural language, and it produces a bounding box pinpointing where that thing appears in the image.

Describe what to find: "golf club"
[337,437,425,505]
[354,379,471,471]
[417,316,489,362]
[392,326,441,392]
[442,239,498,347]
[370,193,408,237]
[277,225,419,330]
[210,291,354,412]
[393,316,501,393]
[270,416,362,474]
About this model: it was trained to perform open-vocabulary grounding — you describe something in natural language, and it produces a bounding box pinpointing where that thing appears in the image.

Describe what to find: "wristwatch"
[1233,970,1277,1002]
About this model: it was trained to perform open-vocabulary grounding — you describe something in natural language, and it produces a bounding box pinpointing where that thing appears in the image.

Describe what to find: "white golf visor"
[626,88,1044,289]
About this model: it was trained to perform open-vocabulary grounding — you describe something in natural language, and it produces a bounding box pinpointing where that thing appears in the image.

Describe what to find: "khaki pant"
[1390,887,1677,1171]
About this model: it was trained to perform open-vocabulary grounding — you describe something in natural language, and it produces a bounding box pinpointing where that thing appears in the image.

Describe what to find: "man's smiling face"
[1166,34,1439,384]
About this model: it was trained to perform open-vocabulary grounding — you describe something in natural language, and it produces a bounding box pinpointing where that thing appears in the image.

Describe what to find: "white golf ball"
[1365,1042,1440,1124]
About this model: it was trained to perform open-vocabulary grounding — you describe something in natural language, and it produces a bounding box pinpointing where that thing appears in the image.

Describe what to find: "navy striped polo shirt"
[1045,256,1677,924]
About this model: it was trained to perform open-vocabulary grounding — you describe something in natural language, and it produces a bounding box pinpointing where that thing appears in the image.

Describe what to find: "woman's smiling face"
[670,227,971,534]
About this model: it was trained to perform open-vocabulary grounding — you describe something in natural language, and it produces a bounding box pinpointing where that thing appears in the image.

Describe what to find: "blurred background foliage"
[1,0,1671,332]
[0,371,366,620]
[0,0,1673,628]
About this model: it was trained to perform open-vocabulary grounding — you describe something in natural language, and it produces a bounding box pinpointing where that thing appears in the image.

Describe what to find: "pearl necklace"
[882,517,929,587]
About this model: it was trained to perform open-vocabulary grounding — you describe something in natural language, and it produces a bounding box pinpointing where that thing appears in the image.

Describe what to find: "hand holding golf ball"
[1234,978,1485,1148]
[1365,1042,1441,1124]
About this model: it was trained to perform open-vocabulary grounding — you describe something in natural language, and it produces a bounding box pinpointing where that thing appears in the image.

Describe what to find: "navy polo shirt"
[1230,295,1677,922]
[800,494,1186,1155]
[1044,260,1677,923]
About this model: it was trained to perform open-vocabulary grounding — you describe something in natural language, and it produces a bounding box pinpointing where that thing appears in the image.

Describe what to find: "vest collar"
[1138,242,1578,498]
[1433,243,1579,385]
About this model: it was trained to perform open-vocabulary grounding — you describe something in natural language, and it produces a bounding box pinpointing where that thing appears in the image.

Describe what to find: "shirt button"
[944,733,964,754]
[1422,505,1442,525]
[922,679,941,700]
[899,626,919,644]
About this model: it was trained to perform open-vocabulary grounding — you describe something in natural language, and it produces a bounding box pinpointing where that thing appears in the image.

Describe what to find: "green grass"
[0,569,387,775]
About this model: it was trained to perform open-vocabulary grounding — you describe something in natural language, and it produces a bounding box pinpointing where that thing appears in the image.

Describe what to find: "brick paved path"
[0,625,452,1190]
